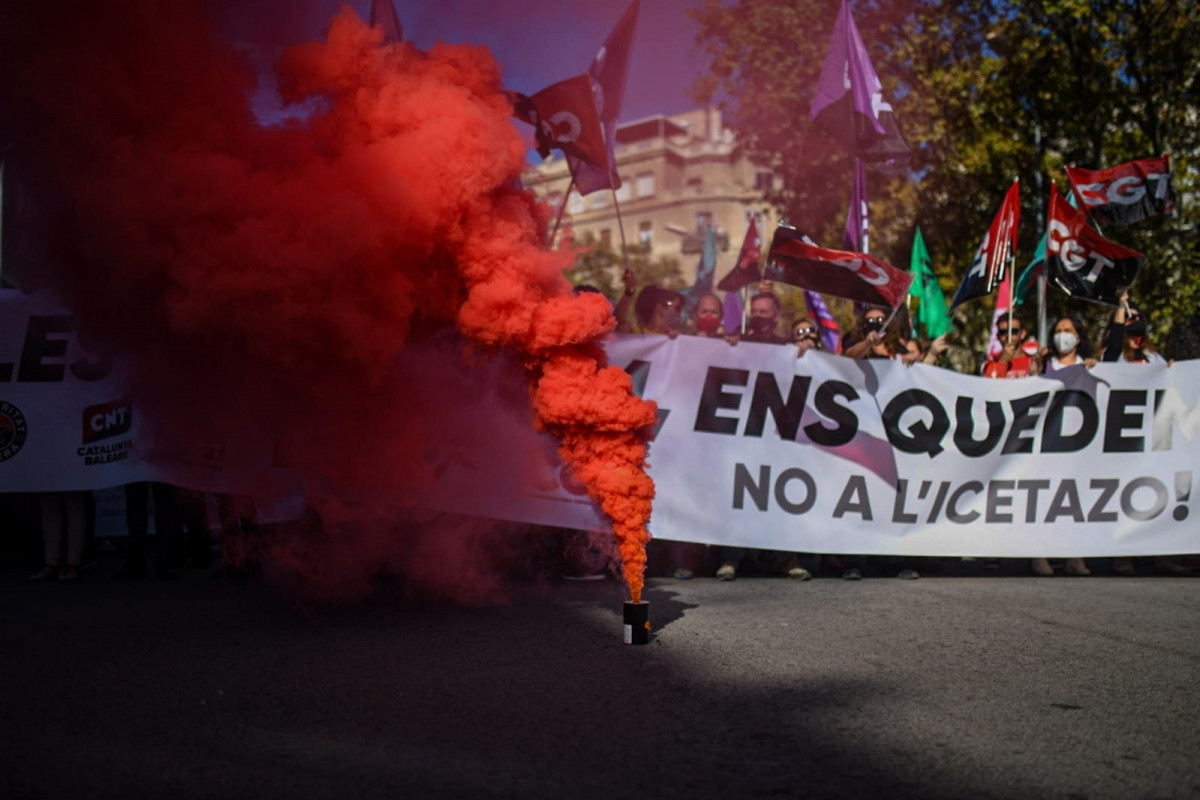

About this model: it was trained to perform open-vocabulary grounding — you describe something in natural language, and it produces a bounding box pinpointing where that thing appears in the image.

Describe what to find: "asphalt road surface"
[2,561,1198,799]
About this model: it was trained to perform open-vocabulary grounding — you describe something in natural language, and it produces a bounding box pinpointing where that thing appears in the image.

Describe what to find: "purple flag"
[810,0,909,172]
[804,290,842,354]
[569,0,640,195]
[722,290,744,336]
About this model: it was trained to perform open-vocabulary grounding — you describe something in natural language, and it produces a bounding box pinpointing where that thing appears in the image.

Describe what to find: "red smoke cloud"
[0,2,656,602]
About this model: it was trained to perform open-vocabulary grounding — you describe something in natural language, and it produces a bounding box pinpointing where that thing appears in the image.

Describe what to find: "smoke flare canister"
[623,601,650,645]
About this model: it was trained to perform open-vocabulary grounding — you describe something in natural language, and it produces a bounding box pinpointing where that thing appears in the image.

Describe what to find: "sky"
[230,0,707,126]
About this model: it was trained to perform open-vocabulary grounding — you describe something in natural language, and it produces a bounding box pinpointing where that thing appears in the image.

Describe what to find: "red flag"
[985,272,1013,361]
[950,179,1020,310]
[716,217,763,292]
[522,75,607,167]
[1066,155,1173,227]
[765,224,912,309]
[1046,184,1145,306]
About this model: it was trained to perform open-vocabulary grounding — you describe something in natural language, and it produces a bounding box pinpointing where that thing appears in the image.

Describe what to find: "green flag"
[1014,233,1045,306]
[909,227,952,338]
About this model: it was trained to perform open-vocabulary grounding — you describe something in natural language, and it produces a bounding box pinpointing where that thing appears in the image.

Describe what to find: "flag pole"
[1036,271,1047,347]
[548,175,575,247]
[610,185,631,273]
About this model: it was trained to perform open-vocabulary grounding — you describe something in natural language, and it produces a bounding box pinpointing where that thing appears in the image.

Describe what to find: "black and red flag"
[568,0,640,195]
[1066,155,1174,227]
[368,0,404,43]
[810,0,910,173]
[508,75,607,166]
[716,217,763,293]
[765,224,912,309]
[1046,184,1145,306]
[949,179,1020,310]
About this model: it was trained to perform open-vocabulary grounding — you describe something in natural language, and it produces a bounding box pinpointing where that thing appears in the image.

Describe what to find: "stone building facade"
[522,106,776,285]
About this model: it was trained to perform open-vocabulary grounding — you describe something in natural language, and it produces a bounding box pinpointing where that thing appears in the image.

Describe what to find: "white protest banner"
[0,289,280,496]
[4,286,1198,558]
[602,335,1199,557]
[0,289,147,491]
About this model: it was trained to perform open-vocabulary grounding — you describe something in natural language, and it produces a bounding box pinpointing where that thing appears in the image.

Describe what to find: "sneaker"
[715,563,737,581]
[784,557,812,581]
[897,568,920,580]
[672,568,694,580]
[58,565,80,581]
[842,568,862,581]
[28,566,58,581]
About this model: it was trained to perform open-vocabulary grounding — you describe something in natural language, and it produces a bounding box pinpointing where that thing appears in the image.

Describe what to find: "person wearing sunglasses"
[1102,290,1165,366]
[633,285,685,338]
[982,315,1039,378]
[843,306,910,360]
[792,318,822,356]
[1101,291,1184,577]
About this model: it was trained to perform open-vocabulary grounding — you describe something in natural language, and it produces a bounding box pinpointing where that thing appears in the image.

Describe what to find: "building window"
[591,190,607,209]
[636,172,655,198]
[600,229,612,248]
[754,171,773,192]
[567,192,585,214]
[695,211,713,232]
[615,181,631,203]
[686,176,703,191]
[638,221,653,247]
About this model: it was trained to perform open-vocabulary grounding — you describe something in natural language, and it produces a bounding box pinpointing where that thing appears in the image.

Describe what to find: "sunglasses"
[793,327,817,338]
[997,327,1020,336]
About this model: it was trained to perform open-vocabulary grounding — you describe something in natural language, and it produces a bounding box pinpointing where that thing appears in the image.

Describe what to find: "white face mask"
[1054,331,1079,354]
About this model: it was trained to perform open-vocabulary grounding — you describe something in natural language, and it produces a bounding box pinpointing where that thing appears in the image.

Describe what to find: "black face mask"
[864,318,885,333]
[747,316,774,335]
[1126,320,1147,337]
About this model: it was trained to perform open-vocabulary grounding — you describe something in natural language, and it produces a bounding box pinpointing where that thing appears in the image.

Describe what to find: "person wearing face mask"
[1010,318,1095,576]
[1102,290,1165,365]
[1042,316,1097,372]
[713,290,814,582]
[792,317,822,356]
[842,306,907,360]
[691,293,726,337]
[739,291,789,344]
[1102,292,1183,577]
[836,306,925,579]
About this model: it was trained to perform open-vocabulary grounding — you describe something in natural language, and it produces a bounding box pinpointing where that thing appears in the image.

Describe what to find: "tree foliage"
[689,0,1200,352]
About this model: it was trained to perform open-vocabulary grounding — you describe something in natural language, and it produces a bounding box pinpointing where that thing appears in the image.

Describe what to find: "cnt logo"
[0,400,29,462]
[82,399,132,444]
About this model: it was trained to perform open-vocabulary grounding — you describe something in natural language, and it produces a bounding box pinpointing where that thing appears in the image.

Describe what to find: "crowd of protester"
[7,276,1196,588]
[610,271,1198,583]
